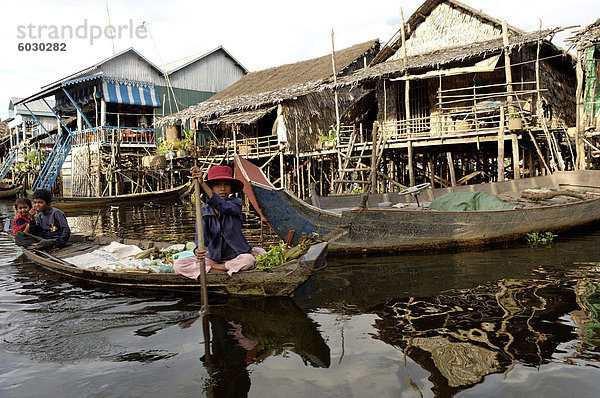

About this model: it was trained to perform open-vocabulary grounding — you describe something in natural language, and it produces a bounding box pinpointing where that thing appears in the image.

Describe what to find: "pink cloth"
[173,247,266,279]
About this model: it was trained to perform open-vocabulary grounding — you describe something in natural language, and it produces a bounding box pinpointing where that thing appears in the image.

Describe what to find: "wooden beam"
[575,49,586,170]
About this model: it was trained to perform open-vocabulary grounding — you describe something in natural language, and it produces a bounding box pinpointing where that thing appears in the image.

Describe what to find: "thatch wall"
[372,0,523,65]
[372,42,576,129]
[391,2,502,58]
[283,87,362,152]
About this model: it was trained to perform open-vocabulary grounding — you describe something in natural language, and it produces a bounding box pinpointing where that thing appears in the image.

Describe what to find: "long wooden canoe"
[11,234,327,296]
[52,183,190,210]
[0,185,22,199]
[234,156,600,253]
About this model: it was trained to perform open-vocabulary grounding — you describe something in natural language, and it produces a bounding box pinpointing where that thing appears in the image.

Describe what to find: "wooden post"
[511,134,520,179]
[498,107,505,181]
[428,154,435,188]
[331,29,341,142]
[535,20,543,122]
[279,144,285,189]
[407,140,415,186]
[502,21,514,113]
[446,152,456,187]
[371,122,378,194]
[575,48,586,170]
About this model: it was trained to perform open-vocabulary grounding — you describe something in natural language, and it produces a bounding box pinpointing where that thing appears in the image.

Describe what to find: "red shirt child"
[13,198,33,233]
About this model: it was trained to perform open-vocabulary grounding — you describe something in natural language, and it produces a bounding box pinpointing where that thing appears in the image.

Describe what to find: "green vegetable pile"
[133,246,189,265]
[255,234,319,271]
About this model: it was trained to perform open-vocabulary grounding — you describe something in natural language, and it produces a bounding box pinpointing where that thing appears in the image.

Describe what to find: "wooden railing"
[72,126,155,147]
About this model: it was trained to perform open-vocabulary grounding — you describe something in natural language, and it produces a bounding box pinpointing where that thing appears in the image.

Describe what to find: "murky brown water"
[1,199,599,397]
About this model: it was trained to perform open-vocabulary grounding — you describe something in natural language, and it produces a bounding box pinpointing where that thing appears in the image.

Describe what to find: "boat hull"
[248,170,600,253]
[13,235,327,296]
[52,183,190,210]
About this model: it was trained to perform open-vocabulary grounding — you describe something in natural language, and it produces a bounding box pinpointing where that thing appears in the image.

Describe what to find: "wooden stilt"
[498,107,505,181]
[512,134,520,179]
[446,151,457,187]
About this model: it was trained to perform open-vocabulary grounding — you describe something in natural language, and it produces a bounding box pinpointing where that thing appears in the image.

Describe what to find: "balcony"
[71,126,155,147]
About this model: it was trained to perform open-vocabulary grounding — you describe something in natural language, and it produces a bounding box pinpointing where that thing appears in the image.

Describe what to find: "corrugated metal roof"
[10,97,55,115]
[161,45,248,75]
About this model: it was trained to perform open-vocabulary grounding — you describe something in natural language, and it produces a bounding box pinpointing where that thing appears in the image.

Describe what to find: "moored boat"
[234,155,600,253]
[51,183,190,210]
[0,185,22,199]
[8,234,327,296]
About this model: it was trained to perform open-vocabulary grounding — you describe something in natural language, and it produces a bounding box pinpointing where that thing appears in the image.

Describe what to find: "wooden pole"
[446,151,456,187]
[407,140,415,186]
[535,20,543,122]
[371,122,378,193]
[575,48,586,170]
[502,21,514,114]
[498,107,505,181]
[511,134,520,179]
[194,179,209,313]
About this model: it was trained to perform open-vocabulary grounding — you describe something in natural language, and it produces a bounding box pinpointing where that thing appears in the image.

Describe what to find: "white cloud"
[1,0,597,120]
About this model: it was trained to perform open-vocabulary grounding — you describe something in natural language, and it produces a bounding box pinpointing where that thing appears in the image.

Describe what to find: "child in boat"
[174,165,265,279]
[14,189,71,252]
[13,198,33,233]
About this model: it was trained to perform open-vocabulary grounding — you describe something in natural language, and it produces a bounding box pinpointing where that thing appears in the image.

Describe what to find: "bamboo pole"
[371,123,378,194]
[498,107,505,181]
[511,134,520,179]
[193,179,209,313]
[407,139,415,186]
[446,152,457,187]
[502,21,514,113]
[575,48,586,170]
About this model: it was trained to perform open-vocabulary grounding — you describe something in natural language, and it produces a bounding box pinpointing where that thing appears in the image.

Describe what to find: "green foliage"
[508,112,521,119]
[255,243,287,270]
[14,150,42,172]
[527,231,558,247]
[155,130,196,155]
[318,124,337,145]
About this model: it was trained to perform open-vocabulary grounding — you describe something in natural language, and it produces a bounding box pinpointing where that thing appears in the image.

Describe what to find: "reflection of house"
[567,18,600,169]
[373,279,578,396]
[5,46,246,195]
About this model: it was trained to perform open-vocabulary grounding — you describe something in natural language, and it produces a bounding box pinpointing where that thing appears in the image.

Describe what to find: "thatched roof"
[327,29,564,90]
[567,18,600,50]
[156,40,379,125]
[371,0,524,65]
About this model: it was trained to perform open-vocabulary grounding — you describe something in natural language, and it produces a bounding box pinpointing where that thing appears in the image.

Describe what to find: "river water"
[0,199,599,397]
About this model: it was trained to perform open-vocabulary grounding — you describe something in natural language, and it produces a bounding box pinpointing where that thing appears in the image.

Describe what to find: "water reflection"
[368,265,600,397]
[189,298,330,397]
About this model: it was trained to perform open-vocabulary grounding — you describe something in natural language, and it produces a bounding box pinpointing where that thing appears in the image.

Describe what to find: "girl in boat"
[174,165,265,279]
[13,198,33,233]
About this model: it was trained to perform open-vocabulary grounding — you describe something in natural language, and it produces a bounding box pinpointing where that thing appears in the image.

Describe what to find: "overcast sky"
[1,0,597,120]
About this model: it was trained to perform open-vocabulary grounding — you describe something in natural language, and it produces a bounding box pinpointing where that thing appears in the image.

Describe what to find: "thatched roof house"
[158,40,380,152]
[326,1,576,133]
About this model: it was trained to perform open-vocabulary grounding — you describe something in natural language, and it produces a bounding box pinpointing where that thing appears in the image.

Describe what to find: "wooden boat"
[0,185,22,199]
[52,183,190,210]
[10,234,328,296]
[234,156,600,253]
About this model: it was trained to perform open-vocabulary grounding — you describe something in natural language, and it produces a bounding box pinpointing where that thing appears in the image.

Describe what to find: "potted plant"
[508,112,522,131]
